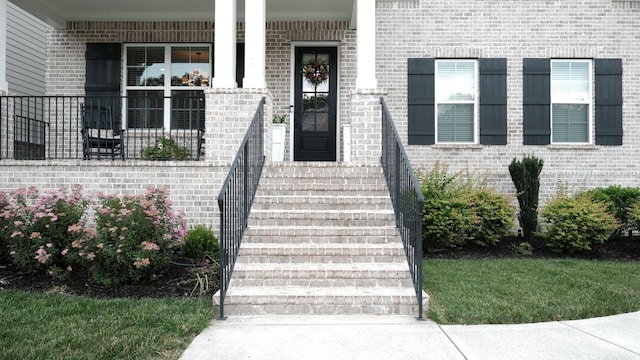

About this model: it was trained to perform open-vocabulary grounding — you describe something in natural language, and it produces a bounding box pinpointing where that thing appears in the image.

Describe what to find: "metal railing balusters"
[380,97,425,320]
[0,95,206,161]
[217,97,266,320]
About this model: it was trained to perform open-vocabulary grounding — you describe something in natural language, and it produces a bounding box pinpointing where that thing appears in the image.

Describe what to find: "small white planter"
[272,123,286,161]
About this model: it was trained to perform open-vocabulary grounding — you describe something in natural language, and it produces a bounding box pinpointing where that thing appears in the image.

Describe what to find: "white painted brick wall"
[29,2,640,215]
[0,160,223,228]
[376,0,640,204]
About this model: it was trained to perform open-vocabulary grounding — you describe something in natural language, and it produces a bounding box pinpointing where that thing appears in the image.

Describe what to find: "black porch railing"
[217,97,266,319]
[380,97,425,320]
[0,95,205,160]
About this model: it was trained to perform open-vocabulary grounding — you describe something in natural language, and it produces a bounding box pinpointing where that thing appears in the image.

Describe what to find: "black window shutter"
[522,58,551,145]
[236,43,245,88]
[479,58,507,145]
[85,43,121,123]
[595,59,623,146]
[85,43,121,95]
[407,58,435,145]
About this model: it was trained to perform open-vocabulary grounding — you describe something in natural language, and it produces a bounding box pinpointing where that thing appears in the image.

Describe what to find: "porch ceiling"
[9,0,356,29]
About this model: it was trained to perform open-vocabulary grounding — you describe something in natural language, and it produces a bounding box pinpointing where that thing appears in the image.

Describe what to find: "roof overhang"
[9,0,357,29]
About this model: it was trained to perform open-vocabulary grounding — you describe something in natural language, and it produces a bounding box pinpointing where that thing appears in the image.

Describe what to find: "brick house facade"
[2,0,640,229]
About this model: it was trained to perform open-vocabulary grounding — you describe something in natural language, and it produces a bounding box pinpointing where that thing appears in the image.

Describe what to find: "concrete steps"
[214,163,427,316]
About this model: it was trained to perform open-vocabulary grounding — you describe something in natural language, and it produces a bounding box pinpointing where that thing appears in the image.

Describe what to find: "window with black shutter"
[522,58,623,146]
[408,57,507,145]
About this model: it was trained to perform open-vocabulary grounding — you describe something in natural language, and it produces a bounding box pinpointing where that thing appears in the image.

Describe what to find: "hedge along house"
[0,0,638,316]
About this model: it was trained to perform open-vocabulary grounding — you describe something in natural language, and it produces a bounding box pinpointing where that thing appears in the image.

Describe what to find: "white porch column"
[0,0,8,92]
[355,0,377,90]
[211,0,237,88]
[243,0,266,88]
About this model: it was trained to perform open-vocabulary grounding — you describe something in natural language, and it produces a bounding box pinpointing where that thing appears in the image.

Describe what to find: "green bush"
[541,192,618,253]
[417,162,515,250]
[586,186,640,236]
[142,137,190,160]
[181,225,219,263]
[509,155,544,241]
[627,200,640,231]
[470,188,516,247]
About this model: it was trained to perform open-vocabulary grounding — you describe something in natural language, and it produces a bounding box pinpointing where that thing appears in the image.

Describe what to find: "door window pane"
[302,53,330,92]
[302,94,329,132]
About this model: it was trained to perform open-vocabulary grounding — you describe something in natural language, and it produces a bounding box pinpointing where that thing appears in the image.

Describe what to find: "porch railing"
[380,97,425,320]
[217,97,266,320]
[0,95,205,160]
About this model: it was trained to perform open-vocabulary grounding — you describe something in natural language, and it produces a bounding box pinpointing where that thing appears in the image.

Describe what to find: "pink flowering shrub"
[1,185,88,278]
[79,187,187,285]
[0,191,12,256]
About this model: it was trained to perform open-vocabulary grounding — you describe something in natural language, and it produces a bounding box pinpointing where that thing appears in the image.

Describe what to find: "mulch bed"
[424,235,640,261]
[0,259,218,299]
[1,236,638,299]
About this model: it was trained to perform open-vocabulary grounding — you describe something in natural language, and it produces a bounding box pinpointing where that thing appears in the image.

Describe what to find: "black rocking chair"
[81,104,125,160]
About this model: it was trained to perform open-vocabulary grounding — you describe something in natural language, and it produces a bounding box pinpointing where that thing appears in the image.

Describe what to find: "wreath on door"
[301,58,330,85]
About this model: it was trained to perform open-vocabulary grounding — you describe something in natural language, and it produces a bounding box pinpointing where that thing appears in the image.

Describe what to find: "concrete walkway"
[180,311,640,359]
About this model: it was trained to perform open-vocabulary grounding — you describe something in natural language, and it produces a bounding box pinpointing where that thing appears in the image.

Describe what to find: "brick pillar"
[204,88,272,165]
[349,89,385,164]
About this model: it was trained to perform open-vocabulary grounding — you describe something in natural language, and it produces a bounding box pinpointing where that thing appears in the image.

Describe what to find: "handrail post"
[218,199,227,320]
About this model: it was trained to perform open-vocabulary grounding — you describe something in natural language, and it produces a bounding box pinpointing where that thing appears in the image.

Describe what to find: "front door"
[294,47,337,161]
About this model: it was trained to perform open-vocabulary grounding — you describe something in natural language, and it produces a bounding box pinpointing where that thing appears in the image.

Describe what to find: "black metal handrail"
[217,97,266,320]
[380,97,425,320]
[1,95,205,160]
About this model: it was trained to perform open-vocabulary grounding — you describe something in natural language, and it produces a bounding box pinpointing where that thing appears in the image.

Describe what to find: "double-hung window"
[124,44,211,130]
[435,60,478,143]
[550,59,592,143]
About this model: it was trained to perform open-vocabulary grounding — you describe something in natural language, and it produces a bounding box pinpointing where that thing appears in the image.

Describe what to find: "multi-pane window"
[435,60,477,143]
[124,45,210,129]
[551,60,591,143]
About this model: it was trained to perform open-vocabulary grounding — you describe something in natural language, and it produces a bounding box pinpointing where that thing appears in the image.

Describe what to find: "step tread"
[233,262,410,272]
[224,286,417,298]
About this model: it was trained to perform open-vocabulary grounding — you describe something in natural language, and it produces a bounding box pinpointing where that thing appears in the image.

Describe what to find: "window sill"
[547,144,598,151]
[432,144,484,150]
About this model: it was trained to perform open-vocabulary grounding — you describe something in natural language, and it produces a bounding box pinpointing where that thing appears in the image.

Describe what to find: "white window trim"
[434,59,479,144]
[550,59,593,145]
[122,43,212,129]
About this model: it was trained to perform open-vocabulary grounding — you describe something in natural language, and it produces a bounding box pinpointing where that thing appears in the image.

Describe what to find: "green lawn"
[2,259,639,358]
[0,291,214,360]
[424,258,640,325]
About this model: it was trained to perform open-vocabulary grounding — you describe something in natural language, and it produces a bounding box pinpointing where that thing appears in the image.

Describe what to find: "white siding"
[6,2,47,95]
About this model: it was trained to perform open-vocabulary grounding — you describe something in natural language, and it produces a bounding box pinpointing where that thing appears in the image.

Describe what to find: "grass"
[0,291,214,360]
[424,258,640,325]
